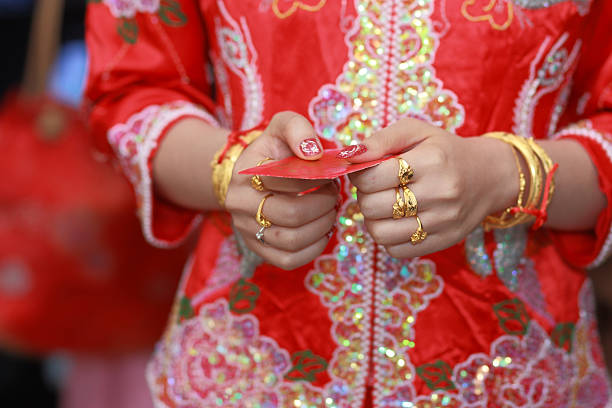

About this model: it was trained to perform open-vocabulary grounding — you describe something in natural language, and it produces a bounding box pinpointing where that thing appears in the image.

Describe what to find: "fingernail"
[336,144,367,159]
[300,138,322,156]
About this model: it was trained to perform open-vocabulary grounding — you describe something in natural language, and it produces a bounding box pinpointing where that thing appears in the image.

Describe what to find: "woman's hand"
[345,118,517,258]
[226,112,339,270]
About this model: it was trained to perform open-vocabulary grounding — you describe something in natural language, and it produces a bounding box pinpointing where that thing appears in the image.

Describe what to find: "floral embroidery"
[453,282,610,407]
[214,1,264,130]
[309,0,464,147]
[260,0,327,19]
[99,0,187,44]
[461,0,515,31]
[461,0,593,31]
[284,350,329,382]
[107,101,218,247]
[147,299,292,407]
[102,0,159,18]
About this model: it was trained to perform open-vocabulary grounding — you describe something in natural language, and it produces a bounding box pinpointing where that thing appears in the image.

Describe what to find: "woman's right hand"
[225,112,339,270]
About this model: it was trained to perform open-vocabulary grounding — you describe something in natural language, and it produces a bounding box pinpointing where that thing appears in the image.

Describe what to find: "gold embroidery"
[272,0,326,19]
[461,0,514,31]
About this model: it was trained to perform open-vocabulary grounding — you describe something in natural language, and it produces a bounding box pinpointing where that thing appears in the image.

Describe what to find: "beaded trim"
[554,124,612,268]
[107,101,219,247]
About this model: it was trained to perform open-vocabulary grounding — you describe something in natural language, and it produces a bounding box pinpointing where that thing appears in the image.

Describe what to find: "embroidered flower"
[453,284,611,407]
[102,0,160,19]
[147,300,291,407]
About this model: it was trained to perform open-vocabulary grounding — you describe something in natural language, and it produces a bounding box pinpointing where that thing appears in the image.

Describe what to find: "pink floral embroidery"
[453,282,611,408]
[102,0,160,19]
[147,299,291,407]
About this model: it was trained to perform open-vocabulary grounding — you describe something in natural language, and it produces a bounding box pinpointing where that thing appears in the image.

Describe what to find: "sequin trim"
[306,200,375,407]
[308,0,465,146]
[215,1,264,130]
[107,101,218,247]
[372,255,444,405]
[513,33,581,138]
[553,123,612,268]
[102,0,160,18]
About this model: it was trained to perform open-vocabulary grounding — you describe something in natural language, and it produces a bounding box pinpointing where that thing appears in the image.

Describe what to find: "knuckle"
[365,221,384,243]
[386,245,405,259]
[428,146,448,166]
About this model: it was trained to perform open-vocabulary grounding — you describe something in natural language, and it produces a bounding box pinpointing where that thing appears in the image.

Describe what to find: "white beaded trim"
[109,102,219,248]
[554,125,612,268]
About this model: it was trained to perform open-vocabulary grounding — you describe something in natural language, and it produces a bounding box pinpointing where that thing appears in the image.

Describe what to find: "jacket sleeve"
[84,0,219,247]
[550,3,612,268]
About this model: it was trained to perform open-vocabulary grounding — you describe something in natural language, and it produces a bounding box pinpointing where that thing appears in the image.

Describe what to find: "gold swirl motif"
[461,0,514,31]
[272,0,327,19]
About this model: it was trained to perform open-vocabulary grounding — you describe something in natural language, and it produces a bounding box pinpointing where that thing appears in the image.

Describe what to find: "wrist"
[470,136,520,216]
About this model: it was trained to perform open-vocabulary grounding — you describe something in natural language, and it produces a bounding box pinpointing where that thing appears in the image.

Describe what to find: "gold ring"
[410,216,427,245]
[402,186,418,217]
[398,158,414,186]
[251,158,273,192]
[392,188,406,219]
[256,194,273,229]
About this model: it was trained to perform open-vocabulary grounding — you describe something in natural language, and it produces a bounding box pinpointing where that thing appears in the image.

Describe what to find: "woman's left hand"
[345,118,518,258]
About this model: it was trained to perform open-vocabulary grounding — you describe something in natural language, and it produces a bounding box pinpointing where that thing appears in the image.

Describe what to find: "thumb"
[267,111,324,160]
[338,118,432,163]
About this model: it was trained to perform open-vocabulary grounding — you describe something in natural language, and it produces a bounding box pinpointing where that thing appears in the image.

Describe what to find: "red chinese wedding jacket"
[86,0,612,407]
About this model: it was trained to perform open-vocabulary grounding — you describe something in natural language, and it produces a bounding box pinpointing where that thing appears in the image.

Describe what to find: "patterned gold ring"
[402,186,418,217]
[251,158,273,192]
[255,194,273,229]
[398,158,414,186]
[410,216,427,245]
[392,187,406,219]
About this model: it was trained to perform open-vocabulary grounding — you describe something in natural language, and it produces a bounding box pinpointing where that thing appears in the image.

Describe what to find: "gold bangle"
[482,132,542,229]
[211,130,263,206]
[526,138,555,209]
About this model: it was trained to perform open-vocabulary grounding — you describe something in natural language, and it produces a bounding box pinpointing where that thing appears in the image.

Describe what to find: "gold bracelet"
[211,129,263,206]
[482,132,543,229]
[526,138,556,210]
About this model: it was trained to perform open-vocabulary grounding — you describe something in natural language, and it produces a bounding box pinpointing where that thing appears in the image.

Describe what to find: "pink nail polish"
[336,144,367,159]
[300,138,322,156]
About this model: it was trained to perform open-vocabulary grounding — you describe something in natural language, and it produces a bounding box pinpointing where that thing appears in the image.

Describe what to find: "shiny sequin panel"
[308,0,465,147]
[454,282,610,407]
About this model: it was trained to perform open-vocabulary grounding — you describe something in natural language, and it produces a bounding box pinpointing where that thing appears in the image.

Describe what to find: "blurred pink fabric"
[61,353,153,408]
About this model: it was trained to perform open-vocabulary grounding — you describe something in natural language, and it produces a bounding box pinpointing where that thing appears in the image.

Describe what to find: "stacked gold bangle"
[482,132,557,230]
[210,129,263,206]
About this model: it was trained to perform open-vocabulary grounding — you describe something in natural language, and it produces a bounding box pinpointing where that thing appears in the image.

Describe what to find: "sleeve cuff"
[107,101,219,247]
[552,122,612,268]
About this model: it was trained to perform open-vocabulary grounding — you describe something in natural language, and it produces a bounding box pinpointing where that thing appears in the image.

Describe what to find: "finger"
[364,213,443,247]
[229,183,339,228]
[267,111,324,160]
[350,143,439,194]
[233,209,336,252]
[258,176,332,193]
[339,117,435,163]
[244,234,332,271]
[357,184,427,220]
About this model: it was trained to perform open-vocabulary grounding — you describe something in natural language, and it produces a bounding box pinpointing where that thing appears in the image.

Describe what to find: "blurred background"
[1,1,612,408]
[0,1,191,407]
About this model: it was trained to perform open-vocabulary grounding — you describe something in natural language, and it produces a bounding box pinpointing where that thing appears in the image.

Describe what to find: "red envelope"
[239,149,392,179]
